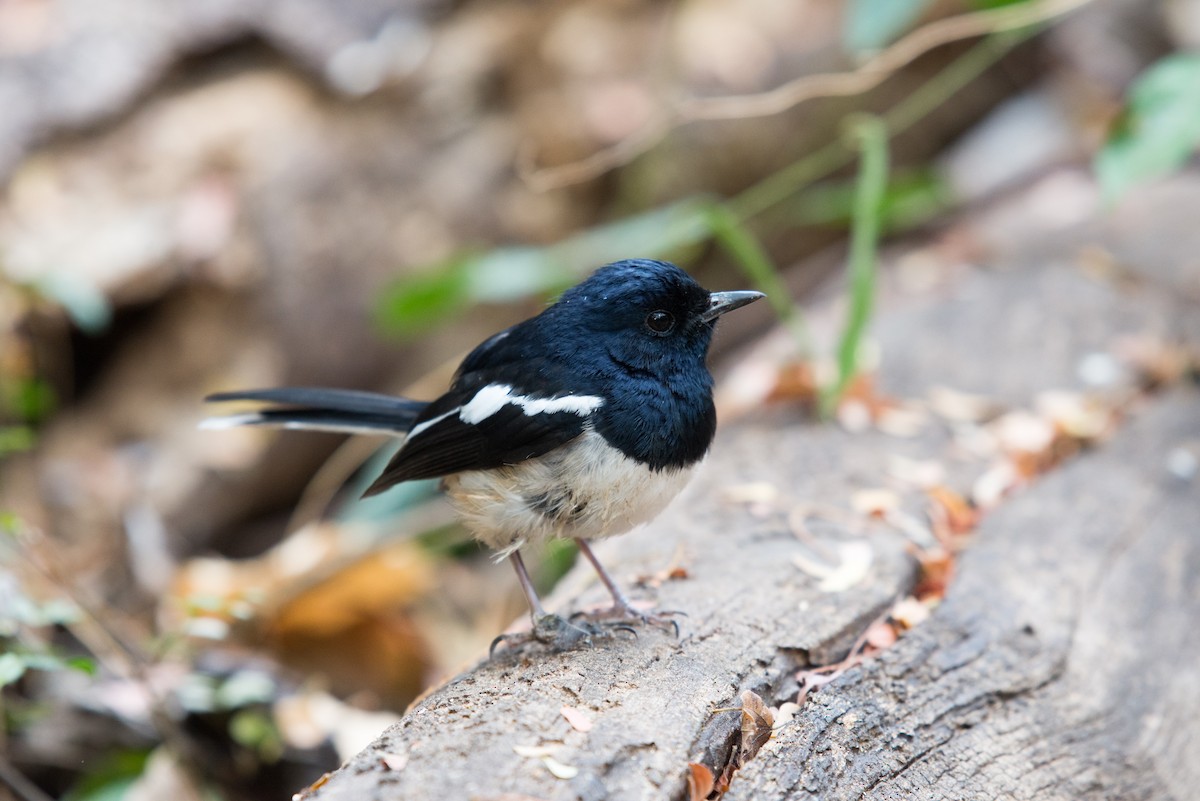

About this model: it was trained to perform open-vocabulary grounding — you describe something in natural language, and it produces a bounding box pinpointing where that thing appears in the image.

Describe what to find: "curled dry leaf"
[686,762,715,801]
[926,485,979,537]
[736,690,775,767]
[792,540,874,593]
[560,705,593,733]
[514,744,579,780]
[512,744,555,758]
[541,756,579,780]
[914,546,955,601]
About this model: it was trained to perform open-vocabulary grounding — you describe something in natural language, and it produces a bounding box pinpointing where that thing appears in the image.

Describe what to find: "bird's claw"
[571,605,686,638]
[489,614,615,657]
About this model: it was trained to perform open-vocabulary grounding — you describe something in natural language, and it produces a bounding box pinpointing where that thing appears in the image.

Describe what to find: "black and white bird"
[204,259,762,650]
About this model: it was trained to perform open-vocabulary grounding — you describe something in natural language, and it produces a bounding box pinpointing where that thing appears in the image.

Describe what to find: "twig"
[521,0,1095,190]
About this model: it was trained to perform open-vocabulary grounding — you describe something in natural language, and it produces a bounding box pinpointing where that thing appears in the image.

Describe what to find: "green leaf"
[2,376,57,423]
[374,257,475,337]
[62,749,152,801]
[1096,53,1200,204]
[844,0,936,53]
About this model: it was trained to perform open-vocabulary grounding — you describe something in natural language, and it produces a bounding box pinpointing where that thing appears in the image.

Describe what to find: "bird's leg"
[490,550,613,656]
[510,549,549,619]
[574,539,683,636]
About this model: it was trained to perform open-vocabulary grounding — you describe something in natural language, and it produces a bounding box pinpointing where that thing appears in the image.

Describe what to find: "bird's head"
[547,259,763,376]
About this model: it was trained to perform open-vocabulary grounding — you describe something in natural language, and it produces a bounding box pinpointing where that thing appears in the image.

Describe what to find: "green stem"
[820,116,890,417]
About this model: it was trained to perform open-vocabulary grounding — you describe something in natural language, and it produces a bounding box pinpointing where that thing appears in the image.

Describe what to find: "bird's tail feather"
[202,387,426,437]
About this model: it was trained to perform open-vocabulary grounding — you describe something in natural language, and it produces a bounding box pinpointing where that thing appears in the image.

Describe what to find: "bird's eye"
[644,310,675,334]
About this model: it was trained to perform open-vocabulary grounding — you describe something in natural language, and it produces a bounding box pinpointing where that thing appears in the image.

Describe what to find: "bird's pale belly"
[442,430,695,556]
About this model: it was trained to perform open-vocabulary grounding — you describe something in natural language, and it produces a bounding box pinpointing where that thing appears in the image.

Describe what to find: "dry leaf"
[560,705,593,733]
[1115,335,1192,388]
[972,460,1022,508]
[686,762,715,801]
[926,485,979,536]
[1035,390,1113,441]
[514,744,579,780]
[876,404,928,438]
[991,410,1056,457]
[765,360,818,404]
[736,690,775,766]
[914,546,955,601]
[512,744,555,758]
[928,385,999,423]
[541,756,579,780]
[863,619,898,650]
[380,753,408,771]
[636,544,692,587]
[891,596,932,629]
[851,488,900,517]
[792,540,873,593]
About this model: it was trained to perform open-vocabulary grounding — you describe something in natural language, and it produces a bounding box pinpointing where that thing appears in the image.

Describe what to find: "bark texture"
[303,173,1200,801]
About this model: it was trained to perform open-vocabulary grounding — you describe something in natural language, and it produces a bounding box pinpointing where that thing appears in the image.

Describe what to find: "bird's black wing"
[361,359,599,496]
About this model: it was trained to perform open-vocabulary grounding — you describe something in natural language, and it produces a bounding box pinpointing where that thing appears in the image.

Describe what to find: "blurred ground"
[0,0,1196,799]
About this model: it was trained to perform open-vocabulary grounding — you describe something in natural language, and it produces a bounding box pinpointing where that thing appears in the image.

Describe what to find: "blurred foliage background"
[1,0,1199,798]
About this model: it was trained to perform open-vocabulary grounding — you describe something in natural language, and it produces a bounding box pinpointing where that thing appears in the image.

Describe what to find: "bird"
[203,258,763,651]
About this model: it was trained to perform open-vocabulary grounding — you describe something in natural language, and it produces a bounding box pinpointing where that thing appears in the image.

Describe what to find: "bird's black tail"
[202,387,427,436]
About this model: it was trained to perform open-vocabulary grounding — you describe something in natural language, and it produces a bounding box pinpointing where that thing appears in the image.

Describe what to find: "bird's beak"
[702,290,765,322]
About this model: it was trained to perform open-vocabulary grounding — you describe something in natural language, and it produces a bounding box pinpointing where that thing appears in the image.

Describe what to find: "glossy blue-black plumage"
[361,259,723,494]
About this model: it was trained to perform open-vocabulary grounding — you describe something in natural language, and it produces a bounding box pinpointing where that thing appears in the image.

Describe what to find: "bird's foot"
[489,613,634,657]
[571,603,685,638]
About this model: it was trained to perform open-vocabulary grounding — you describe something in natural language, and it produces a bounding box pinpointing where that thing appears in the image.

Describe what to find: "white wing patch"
[408,384,604,439]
